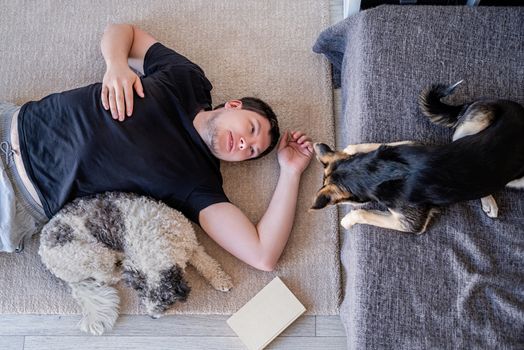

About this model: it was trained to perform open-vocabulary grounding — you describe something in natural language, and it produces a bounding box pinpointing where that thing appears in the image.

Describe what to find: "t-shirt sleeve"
[143,42,213,114]
[143,42,195,74]
[181,185,230,225]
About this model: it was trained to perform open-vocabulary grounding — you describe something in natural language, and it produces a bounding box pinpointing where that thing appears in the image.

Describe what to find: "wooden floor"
[0,315,346,350]
[0,1,348,349]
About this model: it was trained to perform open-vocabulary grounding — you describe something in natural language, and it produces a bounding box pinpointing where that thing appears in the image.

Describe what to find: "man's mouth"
[228,131,233,153]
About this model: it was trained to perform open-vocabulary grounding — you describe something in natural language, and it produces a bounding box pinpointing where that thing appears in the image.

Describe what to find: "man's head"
[205,97,280,162]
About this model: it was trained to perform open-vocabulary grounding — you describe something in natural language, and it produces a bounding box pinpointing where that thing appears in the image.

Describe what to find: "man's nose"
[239,137,247,150]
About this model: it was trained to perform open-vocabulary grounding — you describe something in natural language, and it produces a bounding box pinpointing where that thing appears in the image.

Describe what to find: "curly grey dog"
[39,192,233,335]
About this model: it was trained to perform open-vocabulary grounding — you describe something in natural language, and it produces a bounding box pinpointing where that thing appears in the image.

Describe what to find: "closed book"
[227,277,306,350]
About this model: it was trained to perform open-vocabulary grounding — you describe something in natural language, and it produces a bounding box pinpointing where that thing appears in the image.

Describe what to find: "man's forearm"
[255,169,301,269]
[100,24,134,68]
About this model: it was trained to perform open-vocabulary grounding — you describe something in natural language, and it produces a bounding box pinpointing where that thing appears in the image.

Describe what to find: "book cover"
[226,276,306,350]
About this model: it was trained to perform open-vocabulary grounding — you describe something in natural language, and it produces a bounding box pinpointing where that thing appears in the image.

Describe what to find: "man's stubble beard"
[206,112,220,157]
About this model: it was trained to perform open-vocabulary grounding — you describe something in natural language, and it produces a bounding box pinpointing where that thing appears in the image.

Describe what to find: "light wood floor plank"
[24,336,245,350]
[0,336,24,350]
[268,336,347,349]
[316,316,347,337]
[0,314,315,337]
[24,336,348,350]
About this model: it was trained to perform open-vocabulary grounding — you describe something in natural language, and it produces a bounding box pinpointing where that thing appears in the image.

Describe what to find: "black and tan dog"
[311,81,524,234]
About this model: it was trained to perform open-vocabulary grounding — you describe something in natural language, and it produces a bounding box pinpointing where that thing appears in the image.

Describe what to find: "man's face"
[206,101,272,162]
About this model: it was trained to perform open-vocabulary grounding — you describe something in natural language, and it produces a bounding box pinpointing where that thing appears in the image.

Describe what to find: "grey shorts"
[0,102,47,253]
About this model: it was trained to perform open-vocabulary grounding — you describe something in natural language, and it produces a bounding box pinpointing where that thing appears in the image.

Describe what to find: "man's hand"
[101,64,145,121]
[277,130,314,175]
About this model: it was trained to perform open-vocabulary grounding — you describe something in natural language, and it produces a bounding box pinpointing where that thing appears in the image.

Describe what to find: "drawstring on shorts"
[1,141,14,167]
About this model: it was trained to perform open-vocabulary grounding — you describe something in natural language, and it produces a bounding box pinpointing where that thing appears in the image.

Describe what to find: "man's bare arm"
[199,131,313,271]
[199,170,301,271]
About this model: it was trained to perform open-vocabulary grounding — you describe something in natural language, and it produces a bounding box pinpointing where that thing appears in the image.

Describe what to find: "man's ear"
[224,100,242,109]
[313,142,335,167]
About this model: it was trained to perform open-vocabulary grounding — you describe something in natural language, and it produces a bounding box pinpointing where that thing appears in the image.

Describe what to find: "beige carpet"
[0,0,339,315]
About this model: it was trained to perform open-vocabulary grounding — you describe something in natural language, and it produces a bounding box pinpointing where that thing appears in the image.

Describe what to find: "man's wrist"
[279,167,302,179]
[104,59,129,70]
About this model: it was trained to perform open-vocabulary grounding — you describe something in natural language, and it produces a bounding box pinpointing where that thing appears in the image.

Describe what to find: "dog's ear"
[161,265,191,303]
[313,143,335,167]
[311,188,331,210]
[311,184,349,210]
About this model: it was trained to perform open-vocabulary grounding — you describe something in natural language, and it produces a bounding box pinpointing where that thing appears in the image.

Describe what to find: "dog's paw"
[149,312,164,320]
[210,271,233,292]
[343,144,358,156]
[481,196,498,218]
[340,210,363,229]
[79,315,116,336]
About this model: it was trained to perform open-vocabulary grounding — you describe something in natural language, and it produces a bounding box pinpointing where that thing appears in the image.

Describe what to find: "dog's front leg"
[341,209,413,233]
[189,246,233,292]
[480,195,498,218]
[343,141,415,155]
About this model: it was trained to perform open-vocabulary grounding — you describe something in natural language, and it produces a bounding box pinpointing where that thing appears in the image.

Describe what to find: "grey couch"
[314,5,523,349]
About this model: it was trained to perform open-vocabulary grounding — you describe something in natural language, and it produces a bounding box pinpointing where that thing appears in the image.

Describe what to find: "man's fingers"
[278,130,313,155]
[114,86,125,121]
[124,85,134,117]
[292,131,307,142]
[286,130,313,155]
[288,131,312,145]
[303,141,314,154]
[297,135,309,144]
[134,78,145,98]
[101,86,109,110]
[108,88,118,120]
[278,130,289,151]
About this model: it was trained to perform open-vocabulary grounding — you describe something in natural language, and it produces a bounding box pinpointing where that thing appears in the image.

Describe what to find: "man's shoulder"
[143,42,202,76]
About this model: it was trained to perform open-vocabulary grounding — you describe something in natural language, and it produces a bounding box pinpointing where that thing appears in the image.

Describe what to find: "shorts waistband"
[0,103,47,223]
[10,108,43,207]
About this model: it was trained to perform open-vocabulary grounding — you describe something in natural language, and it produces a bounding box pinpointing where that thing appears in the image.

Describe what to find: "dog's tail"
[70,280,120,335]
[419,80,465,127]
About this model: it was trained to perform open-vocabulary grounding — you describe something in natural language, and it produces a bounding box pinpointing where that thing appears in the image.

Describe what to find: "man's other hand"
[277,130,314,176]
[101,65,145,121]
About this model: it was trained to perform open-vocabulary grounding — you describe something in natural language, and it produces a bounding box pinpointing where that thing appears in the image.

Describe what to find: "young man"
[0,24,313,271]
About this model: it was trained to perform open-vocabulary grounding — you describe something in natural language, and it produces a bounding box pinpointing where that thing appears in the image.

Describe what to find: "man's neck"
[193,109,210,140]
[194,109,220,156]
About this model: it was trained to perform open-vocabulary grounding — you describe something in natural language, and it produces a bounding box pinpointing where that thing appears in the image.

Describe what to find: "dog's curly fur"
[39,192,233,335]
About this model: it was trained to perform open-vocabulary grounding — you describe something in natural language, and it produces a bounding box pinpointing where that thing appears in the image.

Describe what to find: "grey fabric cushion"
[314,5,524,349]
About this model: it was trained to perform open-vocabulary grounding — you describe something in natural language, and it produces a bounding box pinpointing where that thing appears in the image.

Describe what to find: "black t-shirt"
[18,43,228,224]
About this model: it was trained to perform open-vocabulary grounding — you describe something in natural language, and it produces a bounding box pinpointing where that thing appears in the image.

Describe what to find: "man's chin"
[209,147,228,161]
[215,153,242,162]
